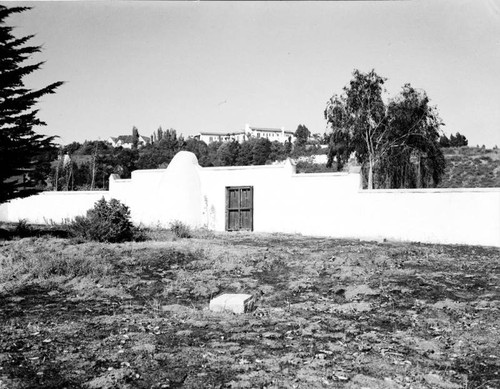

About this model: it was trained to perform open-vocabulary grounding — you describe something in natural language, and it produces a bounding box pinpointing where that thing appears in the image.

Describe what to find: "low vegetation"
[69,198,144,243]
[0,229,499,388]
[438,147,500,188]
[169,220,192,239]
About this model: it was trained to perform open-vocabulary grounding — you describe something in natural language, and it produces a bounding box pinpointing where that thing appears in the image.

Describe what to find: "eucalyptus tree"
[325,69,445,189]
[380,84,445,188]
[324,69,386,188]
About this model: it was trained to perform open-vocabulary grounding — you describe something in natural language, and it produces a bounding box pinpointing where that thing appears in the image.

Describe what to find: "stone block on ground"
[209,293,255,314]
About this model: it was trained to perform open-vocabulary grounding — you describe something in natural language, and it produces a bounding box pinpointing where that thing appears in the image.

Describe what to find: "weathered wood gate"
[225,186,253,231]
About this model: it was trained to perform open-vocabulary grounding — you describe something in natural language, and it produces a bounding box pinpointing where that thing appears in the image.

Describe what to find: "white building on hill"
[196,124,296,144]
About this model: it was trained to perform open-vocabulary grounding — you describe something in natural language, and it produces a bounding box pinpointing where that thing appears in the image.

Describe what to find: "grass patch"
[0,239,112,287]
[0,221,71,240]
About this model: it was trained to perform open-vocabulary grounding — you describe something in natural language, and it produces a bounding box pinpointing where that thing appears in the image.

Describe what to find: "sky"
[6,0,500,147]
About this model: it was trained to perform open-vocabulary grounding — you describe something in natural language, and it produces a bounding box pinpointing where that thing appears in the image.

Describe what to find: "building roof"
[198,131,227,136]
[115,135,134,143]
[198,127,294,138]
[198,131,245,136]
[249,127,283,133]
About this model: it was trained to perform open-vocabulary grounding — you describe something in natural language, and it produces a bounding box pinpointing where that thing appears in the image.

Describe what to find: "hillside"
[296,146,500,187]
[438,147,500,188]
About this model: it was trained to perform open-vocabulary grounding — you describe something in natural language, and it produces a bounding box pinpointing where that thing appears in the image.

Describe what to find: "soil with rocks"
[0,231,499,388]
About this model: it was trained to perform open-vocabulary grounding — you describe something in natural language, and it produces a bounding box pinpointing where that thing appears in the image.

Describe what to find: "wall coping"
[202,165,288,172]
[358,187,500,194]
[292,172,351,178]
[132,169,165,174]
[37,191,109,196]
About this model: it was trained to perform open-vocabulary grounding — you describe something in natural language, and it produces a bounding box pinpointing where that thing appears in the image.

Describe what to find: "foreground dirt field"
[0,232,499,388]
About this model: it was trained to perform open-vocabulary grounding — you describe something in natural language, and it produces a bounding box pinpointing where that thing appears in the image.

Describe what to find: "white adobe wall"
[1,151,499,247]
[199,160,297,232]
[0,191,109,224]
[199,164,361,234]
[0,152,203,229]
[109,169,164,226]
[197,159,500,247]
[283,172,361,237]
[109,151,202,227]
[353,188,500,246]
[286,178,500,247]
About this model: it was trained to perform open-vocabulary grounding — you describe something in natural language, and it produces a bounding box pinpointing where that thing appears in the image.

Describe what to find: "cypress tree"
[0,5,63,203]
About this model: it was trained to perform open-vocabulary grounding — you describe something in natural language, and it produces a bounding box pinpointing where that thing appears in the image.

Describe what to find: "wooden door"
[226,186,253,231]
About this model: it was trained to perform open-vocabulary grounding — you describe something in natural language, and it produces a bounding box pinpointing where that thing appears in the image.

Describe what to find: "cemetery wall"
[0,191,109,225]
[291,184,500,247]
[0,151,499,247]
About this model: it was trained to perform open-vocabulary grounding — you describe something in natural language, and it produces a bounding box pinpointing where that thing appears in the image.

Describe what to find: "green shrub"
[169,220,192,239]
[69,198,142,243]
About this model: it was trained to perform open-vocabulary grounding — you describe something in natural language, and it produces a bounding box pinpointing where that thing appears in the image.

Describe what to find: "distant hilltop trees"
[439,132,468,148]
[40,124,323,191]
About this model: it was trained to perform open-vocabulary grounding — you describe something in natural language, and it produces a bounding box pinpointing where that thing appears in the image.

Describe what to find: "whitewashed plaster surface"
[1,151,499,247]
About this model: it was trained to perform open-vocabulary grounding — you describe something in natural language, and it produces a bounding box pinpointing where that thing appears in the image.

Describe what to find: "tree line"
[48,126,317,191]
[439,132,468,148]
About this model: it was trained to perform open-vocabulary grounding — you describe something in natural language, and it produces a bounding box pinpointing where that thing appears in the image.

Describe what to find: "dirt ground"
[0,231,499,388]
